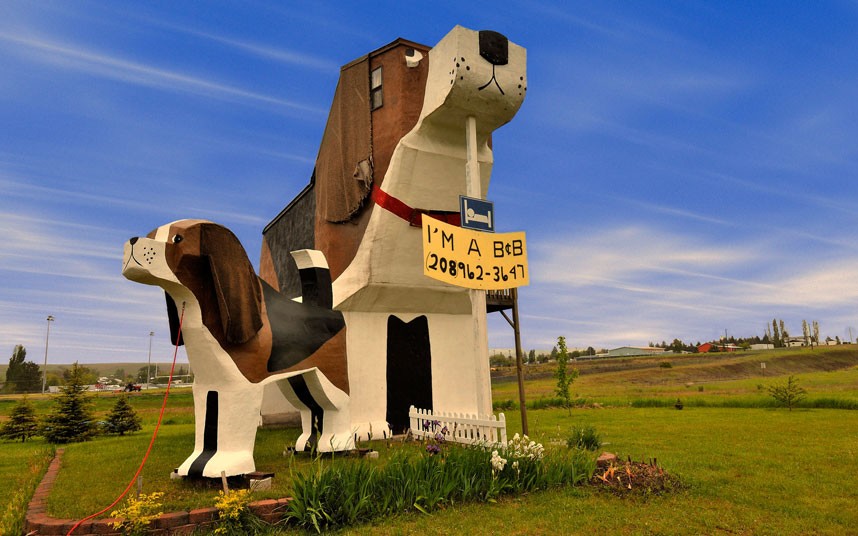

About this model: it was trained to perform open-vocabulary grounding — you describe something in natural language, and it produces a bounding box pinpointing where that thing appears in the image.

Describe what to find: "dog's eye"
[172,234,183,244]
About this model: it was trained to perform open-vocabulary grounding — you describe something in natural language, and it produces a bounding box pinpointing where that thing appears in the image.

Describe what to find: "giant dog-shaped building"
[262,26,526,438]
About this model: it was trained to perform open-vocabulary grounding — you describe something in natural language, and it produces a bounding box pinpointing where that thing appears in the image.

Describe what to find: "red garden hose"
[67,303,185,536]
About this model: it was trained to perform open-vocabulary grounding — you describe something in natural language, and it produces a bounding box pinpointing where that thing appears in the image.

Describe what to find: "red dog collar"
[371,184,461,227]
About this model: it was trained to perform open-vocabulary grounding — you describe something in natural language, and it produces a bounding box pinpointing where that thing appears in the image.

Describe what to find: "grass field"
[2,346,858,534]
[493,345,858,408]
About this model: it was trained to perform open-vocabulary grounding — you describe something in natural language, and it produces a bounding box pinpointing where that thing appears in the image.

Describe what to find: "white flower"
[490,450,507,473]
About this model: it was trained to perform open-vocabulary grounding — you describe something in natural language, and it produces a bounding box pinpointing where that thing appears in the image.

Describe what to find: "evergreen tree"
[42,362,97,443]
[768,375,807,411]
[103,395,142,436]
[0,397,39,442]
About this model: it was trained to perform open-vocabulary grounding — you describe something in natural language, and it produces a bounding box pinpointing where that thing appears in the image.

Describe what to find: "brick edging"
[25,449,292,536]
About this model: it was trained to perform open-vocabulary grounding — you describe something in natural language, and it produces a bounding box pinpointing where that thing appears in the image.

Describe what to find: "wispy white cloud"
[517,223,858,349]
[134,18,340,73]
[0,174,270,230]
[535,225,757,287]
[700,171,858,217]
[611,198,734,227]
[525,1,625,39]
[0,31,326,115]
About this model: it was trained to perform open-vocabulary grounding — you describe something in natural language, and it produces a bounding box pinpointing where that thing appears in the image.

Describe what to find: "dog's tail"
[291,250,333,309]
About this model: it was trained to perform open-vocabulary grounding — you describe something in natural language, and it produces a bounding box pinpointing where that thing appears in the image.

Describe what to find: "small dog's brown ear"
[200,223,263,344]
[165,293,185,346]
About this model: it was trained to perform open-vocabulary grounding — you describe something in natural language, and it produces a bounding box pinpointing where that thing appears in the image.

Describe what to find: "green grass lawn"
[2,348,858,534]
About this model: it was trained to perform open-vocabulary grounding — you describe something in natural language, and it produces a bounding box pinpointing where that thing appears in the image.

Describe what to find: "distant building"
[601,346,670,358]
[785,337,807,348]
[698,342,742,353]
[750,343,774,351]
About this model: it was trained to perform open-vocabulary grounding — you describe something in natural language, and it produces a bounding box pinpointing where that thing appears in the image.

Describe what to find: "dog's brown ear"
[200,223,263,344]
[165,293,185,346]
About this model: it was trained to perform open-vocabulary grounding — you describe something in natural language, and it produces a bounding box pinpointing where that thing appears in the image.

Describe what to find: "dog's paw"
[176,450,256,478]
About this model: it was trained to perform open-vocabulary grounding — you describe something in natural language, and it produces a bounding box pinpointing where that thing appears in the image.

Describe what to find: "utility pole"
[41,315,54,394]
[147,331,154,390]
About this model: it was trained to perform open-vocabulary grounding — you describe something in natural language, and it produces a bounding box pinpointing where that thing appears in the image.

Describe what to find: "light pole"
[147,331,154,390]
[41,315,54,394]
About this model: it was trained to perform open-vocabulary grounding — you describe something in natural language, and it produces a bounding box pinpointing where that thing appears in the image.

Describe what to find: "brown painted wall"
[369,42,431,192]
[265,39,433,287]
[315,40,430,281]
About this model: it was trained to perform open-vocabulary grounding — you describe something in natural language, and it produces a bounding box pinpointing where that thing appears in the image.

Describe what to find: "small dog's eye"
[172,235,183,244]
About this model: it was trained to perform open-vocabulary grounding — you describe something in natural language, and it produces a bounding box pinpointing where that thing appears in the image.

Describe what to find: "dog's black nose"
[479,30,509,66]
[130,237,139,245]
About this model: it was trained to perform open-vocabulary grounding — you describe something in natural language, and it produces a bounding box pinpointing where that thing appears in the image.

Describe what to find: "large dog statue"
[123,220,353,477]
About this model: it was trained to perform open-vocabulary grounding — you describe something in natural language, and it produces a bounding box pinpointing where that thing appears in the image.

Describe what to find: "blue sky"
[2,1,858,365]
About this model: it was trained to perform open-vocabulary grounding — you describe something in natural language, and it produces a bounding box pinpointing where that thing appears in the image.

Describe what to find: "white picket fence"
[409,406,507,446]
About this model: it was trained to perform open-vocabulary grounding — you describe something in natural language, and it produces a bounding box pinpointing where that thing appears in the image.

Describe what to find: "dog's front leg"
[176,383,263,478]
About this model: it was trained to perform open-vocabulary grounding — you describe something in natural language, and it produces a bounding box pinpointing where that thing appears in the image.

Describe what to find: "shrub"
[493,399,516,411]
[659,361,672,368]
[111,492,164,536]
[555,336,579,410]
[768,375,807,411]
[566,425,602,451]
[213,488,264,535]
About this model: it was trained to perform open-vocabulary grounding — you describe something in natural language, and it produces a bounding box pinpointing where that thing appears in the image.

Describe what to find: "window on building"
[370,66,383,110]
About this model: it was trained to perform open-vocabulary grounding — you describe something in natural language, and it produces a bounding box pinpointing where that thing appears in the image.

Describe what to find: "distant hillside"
[0,362,183,380]
[492,345,858,384]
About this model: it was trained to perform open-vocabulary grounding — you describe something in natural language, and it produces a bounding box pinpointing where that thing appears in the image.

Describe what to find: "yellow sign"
[422,216,529,290]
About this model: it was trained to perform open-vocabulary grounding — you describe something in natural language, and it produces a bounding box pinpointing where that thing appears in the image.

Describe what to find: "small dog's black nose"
[479,30,509,66]
[130,237,139,245]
